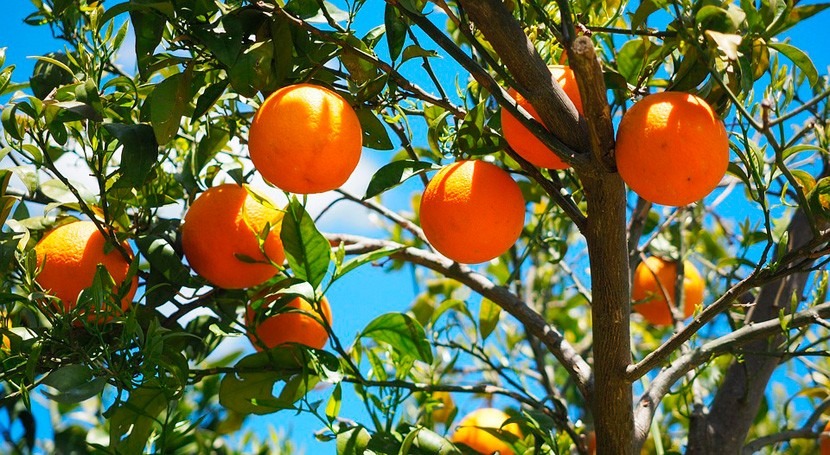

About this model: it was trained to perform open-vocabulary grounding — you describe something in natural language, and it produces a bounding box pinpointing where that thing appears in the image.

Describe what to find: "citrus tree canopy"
[2,0,830,454]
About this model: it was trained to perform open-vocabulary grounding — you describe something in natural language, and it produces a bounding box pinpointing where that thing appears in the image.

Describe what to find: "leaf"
[218,346,335,415]
[325,383,342,423]
[385,4,407,61]
[478,298,501,341]
[104,123,159,188]
[337,425,371,455]
[109,387,169,453]
[41,364,106,404]
[401,44,439,63]
[768,42,819,87]
[335,246,404,280]
[364,160,437,199]
[229,41,275,98]
[192,79,229,119]
[280,197,331,289]
[359,312,433,363]
[704,31,742,61]
[135,233,192,285]
[148,71,191,144]
[356,108,393,151]
[130,7,166,79]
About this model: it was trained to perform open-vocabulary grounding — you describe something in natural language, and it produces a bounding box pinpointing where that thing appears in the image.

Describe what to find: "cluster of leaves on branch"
[0,0,830,454]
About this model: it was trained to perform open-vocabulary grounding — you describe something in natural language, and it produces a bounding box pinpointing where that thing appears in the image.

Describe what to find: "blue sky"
[2,1,830,453]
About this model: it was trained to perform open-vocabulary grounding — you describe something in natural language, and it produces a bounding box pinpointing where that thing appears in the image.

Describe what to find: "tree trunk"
[582,172,633,454]
[687,211,814,454]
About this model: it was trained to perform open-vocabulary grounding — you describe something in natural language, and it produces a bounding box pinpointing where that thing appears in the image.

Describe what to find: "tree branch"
[326,233,594,400]
[633,301,830,449]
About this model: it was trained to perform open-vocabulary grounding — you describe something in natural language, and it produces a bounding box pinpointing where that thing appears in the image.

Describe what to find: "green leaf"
[130,7,167,79]
[149,71,191,144]
[401,44,439,63]
[1,104,22,141]
[109,387,169,453]
[335,246,404,280]
[104,123,159,188]
[359,312,433,363]
[337,425,371,455]
[385,5,407,61]
[135,233,193,286]
[340,35,379,85]
[325,382,342,423]
[280,197,331,289]
[29,52,74,99]
[192,79,228,119]
[768,42,819,87]
[632,0,668,30]
[270,15,294,85]
[229,41,275,98]
[218,346,335,415]
[356,108,393,150]
[478,298,501,341]
[41,365,106,404]
[364,160,437,199]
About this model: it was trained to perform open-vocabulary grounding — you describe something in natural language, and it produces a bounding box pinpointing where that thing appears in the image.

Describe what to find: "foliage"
[1,0,830,453]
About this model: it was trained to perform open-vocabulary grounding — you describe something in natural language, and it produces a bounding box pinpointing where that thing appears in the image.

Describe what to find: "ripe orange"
[245,295,332,351]
[34,221,137,319]
[430,391,456,424]
[820,420,830,454]
[451,408,522,455]
[615,91,729,206]
[500,65,583,169]
[182,184,285,289]
[420,160,525,264]
[248,83,363,194]
[632,256,704,326]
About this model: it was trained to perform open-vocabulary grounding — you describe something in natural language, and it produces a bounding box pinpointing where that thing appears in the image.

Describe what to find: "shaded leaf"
[104,123,159,188]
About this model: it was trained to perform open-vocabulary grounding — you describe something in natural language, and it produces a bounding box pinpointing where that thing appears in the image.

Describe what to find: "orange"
[182,184,285,289]
[615,91,729,206]
[430,391,456,424]
[821,420,830,454]
[245,295,332,351]
[451,408,522,455]
[248,83,363,194]
[34,221,137,320]
[420,160,525,264]
[632,256,704,326]
[500,65,583,169]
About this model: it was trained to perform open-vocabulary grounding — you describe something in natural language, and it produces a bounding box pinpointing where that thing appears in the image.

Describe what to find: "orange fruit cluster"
[34,220,137,322]
[419,160,525,264]
[615,91,729,206]
[500,65,583,169]
[246,295,332,351]
[632,256,704,326]
[451,408,522,455]
[248,83,363,194]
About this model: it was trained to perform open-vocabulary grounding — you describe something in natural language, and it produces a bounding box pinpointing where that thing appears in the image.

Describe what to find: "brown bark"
[582,173,633,454]
[687,211,814,454]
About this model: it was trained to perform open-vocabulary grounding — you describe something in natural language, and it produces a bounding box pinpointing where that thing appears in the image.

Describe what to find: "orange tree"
[1,0,830,453]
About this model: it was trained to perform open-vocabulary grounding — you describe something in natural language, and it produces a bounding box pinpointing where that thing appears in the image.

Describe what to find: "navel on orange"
[248,83,363,194]
[182,184,285,289]
[420,160,525,264]
[615,91,729,206]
